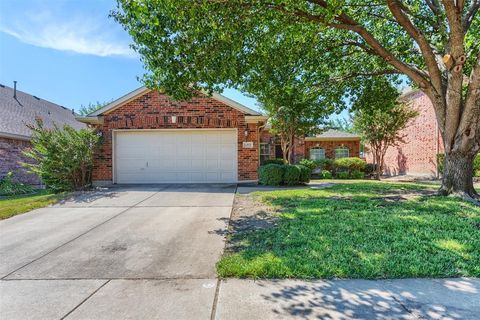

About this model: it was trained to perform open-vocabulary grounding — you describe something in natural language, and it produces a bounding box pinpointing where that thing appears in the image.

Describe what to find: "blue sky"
[0,0,259,112]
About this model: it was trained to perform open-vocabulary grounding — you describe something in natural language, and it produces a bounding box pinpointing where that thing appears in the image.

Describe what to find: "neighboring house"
[365,90,443,177]
[260,129,361,164]
[77,87,267,185]
[0,82,85,184]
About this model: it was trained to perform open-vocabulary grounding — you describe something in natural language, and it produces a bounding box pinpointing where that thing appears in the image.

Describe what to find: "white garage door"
[114,130,238,184]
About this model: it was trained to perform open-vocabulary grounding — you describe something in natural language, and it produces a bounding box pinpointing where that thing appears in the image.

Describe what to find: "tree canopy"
[113,0,480,197]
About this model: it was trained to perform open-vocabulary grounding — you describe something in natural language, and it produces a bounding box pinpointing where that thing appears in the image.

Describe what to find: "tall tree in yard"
[352,78,419,179]
[113,0,480,199]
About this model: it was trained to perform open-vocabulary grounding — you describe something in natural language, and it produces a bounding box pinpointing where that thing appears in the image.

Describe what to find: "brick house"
[259,129,361,163]
[0,83,85,185]
[365,89,443,177]
[78,87,364,185]
[78,87,267,185]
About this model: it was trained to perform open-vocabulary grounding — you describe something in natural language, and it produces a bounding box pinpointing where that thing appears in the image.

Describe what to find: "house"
[77,87,267,185]
[365,90,443,177]
[0,82,85,185]
[260,129,361,163]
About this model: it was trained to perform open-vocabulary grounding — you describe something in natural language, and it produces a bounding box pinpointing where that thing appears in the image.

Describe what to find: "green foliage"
[0,172,33,196]
[217,181,480,278]
[333,157,366,172]
[297,165,311,183]
[336,172,350,179]
[263,158,286,165]
[22,120,101,191]
[78,101,110,116]
[298,159,317,171]
[350,170,364,179]
[437,153,480,177]
[315,159,335,171]
[319,170,332,179]
[365,163,377,175]
[283,165,301,186]
[259,164,285,186]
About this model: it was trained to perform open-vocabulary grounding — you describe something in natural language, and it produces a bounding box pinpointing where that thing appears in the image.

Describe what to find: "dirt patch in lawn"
[225,193,279,253]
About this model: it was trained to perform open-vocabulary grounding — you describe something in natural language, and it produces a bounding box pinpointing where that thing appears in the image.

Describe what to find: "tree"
[352,78,418,179]
[113,0,480,199]
[78,101,110,116]
[326,117,355,133]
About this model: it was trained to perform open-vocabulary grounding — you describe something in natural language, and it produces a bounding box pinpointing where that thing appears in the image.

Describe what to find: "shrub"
[263,158,286,165]
[365,163,377,176]
[316,158,335,171]
[336,171,350,179]
[297,165,311,183]
[350,170,364,179]
[334,157,366,172]
[0,172,33,196]
[299,159,317,171]
[22,121,101,192]
[437,153,480,177]
[283,165,301,185]
[259,164,285,186]
[319,170,333,179]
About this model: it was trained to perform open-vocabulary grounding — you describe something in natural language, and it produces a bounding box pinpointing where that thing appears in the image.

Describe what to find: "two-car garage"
[114,129,238,184]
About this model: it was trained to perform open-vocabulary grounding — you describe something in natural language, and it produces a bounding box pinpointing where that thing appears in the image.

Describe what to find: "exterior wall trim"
[0,132,30,141]
[87,86,262,118]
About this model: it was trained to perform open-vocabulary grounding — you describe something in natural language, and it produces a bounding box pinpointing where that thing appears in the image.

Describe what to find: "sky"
[0,0,260,112]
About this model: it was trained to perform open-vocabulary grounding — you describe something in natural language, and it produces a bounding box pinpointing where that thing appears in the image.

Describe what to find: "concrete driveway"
[2,184,479,320]
[0,184,235,320]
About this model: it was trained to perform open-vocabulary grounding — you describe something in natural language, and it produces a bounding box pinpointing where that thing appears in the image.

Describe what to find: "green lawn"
[0,190,66,220]
[218,181,480,279]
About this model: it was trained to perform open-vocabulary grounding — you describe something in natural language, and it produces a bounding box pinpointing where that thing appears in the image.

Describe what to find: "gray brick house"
[0,82,85,185]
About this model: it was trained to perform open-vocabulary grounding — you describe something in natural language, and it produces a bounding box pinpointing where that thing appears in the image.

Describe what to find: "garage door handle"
[146,161,149,167]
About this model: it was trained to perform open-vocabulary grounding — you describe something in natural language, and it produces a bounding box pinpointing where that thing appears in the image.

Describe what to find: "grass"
[0,190,66,220]
[217,180,480,279]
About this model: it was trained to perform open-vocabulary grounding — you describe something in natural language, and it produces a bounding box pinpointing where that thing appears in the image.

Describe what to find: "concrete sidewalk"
[215,278,479,320]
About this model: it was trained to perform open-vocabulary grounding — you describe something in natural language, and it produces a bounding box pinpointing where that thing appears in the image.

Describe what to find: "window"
[335,147,349,159]
[310,147,325,160]
[260,143,271,164]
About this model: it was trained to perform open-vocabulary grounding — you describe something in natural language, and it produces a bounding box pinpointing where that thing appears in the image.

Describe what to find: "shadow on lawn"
[218,185,480,279]
[253,278,479,319]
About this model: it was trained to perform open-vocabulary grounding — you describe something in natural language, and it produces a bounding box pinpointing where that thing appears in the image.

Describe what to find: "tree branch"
[463,0,480,32]
[386,0,444,95]
[331,69,401,81]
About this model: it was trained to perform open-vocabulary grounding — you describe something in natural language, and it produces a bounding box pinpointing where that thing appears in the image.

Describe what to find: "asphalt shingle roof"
[313,129,360,139]
[0,84,85,139]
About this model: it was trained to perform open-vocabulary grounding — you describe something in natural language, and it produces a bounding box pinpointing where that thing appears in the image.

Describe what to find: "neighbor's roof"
[85,86,263,118]
[305,129,360,141]
[0,84,85,140]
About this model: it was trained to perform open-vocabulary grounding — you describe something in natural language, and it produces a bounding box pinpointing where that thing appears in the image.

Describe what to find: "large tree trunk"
[439,151,478,197]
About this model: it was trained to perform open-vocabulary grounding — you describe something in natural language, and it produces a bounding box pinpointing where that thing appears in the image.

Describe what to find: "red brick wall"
[365,91,443,177]
[304,140,360,159]
[259,130,360,161]
[92,90,260,182]
[0,137,40,185]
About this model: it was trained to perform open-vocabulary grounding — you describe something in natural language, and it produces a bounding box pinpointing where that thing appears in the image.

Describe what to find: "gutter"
[76,116,104,125]
[0,132,31,141]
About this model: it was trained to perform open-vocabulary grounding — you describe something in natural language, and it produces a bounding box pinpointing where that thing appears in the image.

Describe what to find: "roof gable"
[89,86,261,117]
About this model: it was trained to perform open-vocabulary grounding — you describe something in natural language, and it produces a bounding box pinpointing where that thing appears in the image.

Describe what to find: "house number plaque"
[243,141,254,148]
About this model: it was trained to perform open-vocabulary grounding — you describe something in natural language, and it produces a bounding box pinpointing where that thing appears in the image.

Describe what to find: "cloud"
[0,11,136,58]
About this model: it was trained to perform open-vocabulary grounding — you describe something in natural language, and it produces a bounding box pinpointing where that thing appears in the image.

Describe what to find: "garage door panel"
[115,130,237,183]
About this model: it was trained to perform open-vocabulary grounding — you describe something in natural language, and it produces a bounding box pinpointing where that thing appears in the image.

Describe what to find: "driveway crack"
[60,280,111,319]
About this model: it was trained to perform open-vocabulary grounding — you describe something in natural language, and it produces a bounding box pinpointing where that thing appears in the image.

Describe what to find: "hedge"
[437,153,480,177]
[259,164,310,185]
